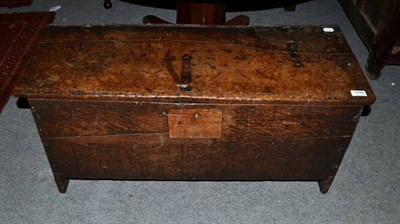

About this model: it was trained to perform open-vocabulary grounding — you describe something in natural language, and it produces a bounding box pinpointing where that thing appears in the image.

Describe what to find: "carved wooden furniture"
[339,0,400,79]
[11,25,375,193]
[103,0,300,25]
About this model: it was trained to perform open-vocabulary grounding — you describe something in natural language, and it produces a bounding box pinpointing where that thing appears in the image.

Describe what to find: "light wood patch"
[168,109,222,138]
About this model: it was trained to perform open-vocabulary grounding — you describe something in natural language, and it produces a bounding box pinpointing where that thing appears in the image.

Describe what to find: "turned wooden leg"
[144,0,249,25]
[144,14,249,26]
[318,176,335,194]
[177,0,226,25]
[54,174,69,193]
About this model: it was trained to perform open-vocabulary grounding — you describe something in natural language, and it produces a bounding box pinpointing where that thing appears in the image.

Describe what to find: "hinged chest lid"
[14,25,375,105]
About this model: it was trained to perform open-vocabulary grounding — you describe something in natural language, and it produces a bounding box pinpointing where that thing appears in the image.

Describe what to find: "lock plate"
[168,109,222,139]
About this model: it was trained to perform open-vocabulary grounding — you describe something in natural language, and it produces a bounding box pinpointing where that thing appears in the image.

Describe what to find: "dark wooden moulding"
[13,25,375,193]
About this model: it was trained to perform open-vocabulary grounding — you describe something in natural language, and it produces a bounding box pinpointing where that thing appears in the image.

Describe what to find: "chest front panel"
[30,99,361,181]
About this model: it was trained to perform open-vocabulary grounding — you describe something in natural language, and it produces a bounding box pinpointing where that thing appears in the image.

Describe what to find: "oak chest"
[13,25,375,193]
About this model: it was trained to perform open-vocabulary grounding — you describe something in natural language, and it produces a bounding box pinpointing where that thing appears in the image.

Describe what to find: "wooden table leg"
[176,0,226,25]
[104,1,297,25]
[366,30,400,79]
[143,0,249,25]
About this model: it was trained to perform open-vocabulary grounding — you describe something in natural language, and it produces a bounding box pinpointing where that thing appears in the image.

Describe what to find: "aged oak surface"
[14,25,374,105]
[13,25,375,193]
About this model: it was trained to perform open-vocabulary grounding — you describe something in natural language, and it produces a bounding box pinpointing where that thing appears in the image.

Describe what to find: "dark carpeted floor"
[1,0,399,223]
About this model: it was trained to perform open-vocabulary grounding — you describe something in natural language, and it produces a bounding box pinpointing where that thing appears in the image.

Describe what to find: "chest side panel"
[31,100,361,138]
